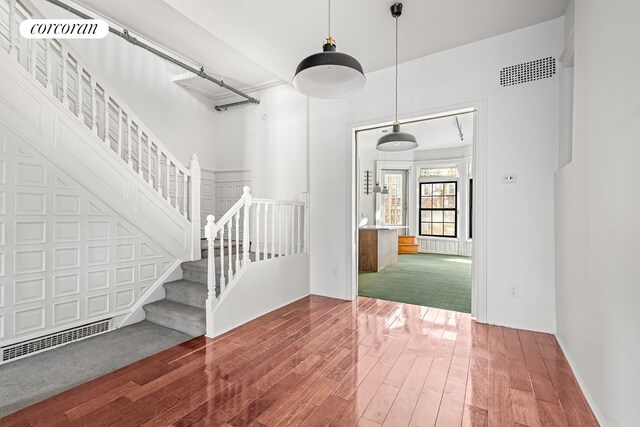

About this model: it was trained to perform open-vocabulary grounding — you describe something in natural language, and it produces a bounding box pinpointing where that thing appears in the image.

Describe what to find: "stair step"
[398,235,416,244]
[398,243,419,254]
[143,299,205,336]
[164,279,208,309]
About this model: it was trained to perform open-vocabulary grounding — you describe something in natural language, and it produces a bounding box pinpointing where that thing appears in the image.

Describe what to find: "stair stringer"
[208,254,310,338]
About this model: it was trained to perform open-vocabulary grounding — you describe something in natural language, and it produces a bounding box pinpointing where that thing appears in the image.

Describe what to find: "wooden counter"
[358,227,399,272]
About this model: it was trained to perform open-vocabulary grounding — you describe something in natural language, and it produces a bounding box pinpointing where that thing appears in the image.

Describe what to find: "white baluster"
[263,203,268,258]
[45,41,53,95]
[189,154,201,261]
[8,0,15,56]
[219,226,226,294]
[61,48,69,110]
[205,215,217,337]
[166,161,172,203]
[271,203,276,258]
[126,116,133,169]
[175,167,180,211]
[91,78,98,135]
[183,172,189,217]
[227,220,233,281]
[255,203,261,261]
[297,205,302,254]
[156,149,162,195]
[242,186,252,266]
[284,204,289,256]
[116,106,122,158]
[278,204,283,256]
[235,212,240,271]
[290,205,295,255]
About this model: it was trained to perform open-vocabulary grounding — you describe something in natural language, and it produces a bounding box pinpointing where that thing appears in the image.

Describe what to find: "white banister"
[205,214,217,337]
[189,154,201,260]
[201,187,309,337]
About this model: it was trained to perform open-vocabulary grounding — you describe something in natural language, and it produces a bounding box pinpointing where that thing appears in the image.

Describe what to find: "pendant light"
[376,3,418,152]
[293,0,366,98]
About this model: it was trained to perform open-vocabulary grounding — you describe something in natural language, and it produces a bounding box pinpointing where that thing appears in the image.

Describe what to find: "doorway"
[353,107,481,315]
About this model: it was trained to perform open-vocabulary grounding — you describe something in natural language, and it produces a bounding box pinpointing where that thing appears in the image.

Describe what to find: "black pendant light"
[377,3,418,152]
[293,0,366,98]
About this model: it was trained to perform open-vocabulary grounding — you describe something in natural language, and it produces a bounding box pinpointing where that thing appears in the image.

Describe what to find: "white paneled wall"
[0,131,174,345]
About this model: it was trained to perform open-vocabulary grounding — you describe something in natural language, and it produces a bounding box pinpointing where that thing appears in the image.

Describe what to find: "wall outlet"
[331,267,338,279]
[509,285,519,298]
[501,174,518,183]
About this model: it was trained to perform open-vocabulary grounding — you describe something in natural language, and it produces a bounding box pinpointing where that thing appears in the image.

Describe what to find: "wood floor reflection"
[0,296,598,426]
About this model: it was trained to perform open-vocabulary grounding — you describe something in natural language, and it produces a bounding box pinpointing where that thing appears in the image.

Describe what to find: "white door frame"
[347,99,488,323]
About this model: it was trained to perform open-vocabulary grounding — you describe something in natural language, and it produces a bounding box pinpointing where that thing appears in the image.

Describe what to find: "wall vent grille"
[1,320,110,364]
[500,57,556,87]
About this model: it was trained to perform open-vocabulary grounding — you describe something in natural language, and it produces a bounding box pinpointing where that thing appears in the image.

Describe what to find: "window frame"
[419,181,458,239]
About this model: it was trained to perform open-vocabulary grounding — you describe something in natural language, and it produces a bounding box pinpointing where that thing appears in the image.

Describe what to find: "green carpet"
[358,253,472,313]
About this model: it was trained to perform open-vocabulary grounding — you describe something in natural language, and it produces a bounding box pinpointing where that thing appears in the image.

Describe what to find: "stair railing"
[0,0,201,260]
[204,187,308,336]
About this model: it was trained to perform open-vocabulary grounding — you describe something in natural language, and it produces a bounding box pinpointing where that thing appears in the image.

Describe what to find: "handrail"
[2,0,195,221]
[204,187,308,337]
[252,198,306,206]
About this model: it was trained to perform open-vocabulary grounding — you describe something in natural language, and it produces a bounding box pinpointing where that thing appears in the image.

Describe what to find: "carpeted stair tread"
[143,300,205,336]
[164,279,208,309]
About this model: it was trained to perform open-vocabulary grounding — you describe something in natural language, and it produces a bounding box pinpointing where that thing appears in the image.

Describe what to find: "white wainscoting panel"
[0,129,175,346]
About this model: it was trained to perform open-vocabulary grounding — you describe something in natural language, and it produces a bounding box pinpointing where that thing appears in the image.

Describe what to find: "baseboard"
[554,335,607,426]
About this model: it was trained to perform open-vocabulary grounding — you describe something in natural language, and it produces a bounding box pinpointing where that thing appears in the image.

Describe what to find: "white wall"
[211,84,308,202]
[34,0,219,171]
[310,18,563,333]
[554,0,640,424]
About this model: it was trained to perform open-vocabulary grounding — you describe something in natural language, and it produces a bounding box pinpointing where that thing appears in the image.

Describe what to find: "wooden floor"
[1,296,597,426]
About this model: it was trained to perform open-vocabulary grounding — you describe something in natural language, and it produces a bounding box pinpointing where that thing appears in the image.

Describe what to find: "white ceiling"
[161,0,568,83]
[49,0,567,101]
[38,0,280,98]
[359,112,474,152]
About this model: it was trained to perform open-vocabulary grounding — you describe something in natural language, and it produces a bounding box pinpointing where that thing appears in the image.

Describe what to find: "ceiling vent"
[500,57,556,87]
[1,320,110,364]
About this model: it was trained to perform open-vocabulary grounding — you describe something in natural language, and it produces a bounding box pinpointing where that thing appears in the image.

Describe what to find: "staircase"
[142,240,243,336]
[399,235,419,254]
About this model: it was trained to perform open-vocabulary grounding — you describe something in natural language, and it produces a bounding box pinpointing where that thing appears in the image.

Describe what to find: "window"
[420,181,457,237]
[419,166,458,178]
[383,172,404,225]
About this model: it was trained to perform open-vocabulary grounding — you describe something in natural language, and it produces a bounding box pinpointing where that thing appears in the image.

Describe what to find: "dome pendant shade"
[376,124,418,151]
[293,41,366,98]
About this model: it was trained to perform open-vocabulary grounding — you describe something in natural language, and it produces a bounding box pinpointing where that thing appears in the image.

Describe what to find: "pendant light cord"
[395,15,399,123]
[328,0,331,36]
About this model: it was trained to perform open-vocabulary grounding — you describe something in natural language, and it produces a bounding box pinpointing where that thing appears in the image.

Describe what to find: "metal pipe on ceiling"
[42,0,260,110]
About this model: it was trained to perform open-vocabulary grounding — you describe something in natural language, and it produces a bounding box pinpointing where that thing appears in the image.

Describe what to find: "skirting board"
[555,335,607,426]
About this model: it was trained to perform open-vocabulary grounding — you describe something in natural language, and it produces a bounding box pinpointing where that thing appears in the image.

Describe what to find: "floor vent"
[1,320,110,364]
[500,57,556,87]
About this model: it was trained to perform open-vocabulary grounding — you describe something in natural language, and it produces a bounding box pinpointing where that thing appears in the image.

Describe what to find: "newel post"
[205,215,217,337]
[242,186,252,266]
[189,154,202,261]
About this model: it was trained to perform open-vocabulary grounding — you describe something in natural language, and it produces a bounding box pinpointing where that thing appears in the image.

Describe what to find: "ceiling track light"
[293,0,366,98]
[376,2,418,152]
